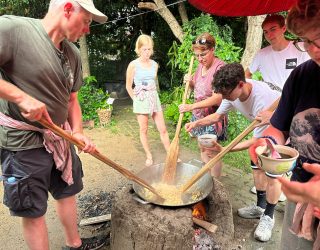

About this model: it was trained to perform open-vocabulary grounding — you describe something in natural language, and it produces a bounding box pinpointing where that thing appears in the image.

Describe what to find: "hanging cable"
[91,0,187,27]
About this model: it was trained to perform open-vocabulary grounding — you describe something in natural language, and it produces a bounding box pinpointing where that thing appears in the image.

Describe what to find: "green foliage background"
[78,76,111,123]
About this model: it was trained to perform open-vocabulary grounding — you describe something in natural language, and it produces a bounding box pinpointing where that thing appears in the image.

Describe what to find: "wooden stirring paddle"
[162,56,195,183]
[38,117,162,199]
[182,97,280,193]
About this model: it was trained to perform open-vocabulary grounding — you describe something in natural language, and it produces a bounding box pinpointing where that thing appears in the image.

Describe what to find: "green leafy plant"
[78,76,112,123]
[220,111,252,172]
[225,111,251,140]
[159,87,193,126]
[252,71,263,81]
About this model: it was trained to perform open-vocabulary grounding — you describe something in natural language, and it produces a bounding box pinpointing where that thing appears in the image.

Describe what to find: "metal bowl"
[132,162,213,206]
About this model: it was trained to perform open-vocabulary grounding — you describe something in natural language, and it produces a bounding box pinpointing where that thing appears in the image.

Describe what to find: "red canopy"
[188,0,297,16]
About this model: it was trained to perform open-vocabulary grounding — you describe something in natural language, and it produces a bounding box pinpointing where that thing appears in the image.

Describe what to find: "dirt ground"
[0,99,284,250]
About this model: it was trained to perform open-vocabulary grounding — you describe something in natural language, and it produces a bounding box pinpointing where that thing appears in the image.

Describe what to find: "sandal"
[145,158,153,167]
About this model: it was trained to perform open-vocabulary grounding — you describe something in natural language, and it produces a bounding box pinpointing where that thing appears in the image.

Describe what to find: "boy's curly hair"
[213,63,245,94]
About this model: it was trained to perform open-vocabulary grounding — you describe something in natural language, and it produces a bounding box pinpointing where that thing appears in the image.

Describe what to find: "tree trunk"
[240,15,266,70]
[178,2,188,24]
[138,0,184,42]
[79,36,91,78]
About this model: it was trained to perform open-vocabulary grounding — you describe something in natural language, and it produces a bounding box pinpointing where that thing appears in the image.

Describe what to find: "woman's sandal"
[145,158,153,167]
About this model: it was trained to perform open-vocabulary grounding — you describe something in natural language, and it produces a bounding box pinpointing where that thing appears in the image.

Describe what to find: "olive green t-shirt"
[0,15,83,150]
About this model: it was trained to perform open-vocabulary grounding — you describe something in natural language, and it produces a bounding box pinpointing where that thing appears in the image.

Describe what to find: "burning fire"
[192,201,206,220]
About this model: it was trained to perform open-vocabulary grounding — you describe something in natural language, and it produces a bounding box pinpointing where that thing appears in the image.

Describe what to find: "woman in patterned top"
[179,32,227,177]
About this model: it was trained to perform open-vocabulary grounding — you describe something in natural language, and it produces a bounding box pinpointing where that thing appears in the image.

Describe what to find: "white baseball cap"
[74,0,107,23]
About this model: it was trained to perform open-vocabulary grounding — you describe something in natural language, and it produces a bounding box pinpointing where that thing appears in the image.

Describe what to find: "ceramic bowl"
[255,145,299,175]
[197,134,217,147]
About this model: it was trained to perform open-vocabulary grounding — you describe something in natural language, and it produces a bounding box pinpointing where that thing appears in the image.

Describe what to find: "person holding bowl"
[249,0,320,248]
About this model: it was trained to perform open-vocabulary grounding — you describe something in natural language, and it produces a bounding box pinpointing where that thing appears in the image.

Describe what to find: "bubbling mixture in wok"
[143,182,203,205]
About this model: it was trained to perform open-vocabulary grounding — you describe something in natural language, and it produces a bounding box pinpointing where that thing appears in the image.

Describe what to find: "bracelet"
[260,135,278,145]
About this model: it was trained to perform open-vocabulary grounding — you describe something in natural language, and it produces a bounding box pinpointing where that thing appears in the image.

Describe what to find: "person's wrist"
[260,135,277,144]
[72,131,82,136]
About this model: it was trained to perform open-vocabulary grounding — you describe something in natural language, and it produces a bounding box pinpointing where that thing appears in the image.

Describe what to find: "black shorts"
[1,146,83,218]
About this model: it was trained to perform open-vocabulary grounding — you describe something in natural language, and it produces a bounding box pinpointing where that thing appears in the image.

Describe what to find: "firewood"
[192,217,218,234]
[79,214,111,226]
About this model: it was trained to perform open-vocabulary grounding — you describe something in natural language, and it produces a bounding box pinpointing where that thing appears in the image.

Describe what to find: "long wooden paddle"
[162,56,195,183]
[38,117,162,199]
[182,97,280,192]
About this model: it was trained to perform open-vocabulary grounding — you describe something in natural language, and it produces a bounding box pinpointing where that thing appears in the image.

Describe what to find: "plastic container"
[197,134,217,147]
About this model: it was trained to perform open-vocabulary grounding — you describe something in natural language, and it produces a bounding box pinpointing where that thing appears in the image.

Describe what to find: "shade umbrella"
[188,0,297,16]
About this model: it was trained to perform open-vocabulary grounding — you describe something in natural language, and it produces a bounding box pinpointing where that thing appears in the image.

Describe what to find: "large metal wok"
[133,162,213,206]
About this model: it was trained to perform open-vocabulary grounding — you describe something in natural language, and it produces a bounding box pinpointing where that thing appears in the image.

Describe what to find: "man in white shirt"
[245,14,310,200]
[245,14,310,89]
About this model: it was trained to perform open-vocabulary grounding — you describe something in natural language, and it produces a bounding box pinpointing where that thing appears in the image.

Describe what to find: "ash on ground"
[78,190,115,231]
[193,228,222,250]
[78,190,114,217]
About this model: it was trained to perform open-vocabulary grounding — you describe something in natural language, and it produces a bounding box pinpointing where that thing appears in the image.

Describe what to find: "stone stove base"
[111,179,234,249]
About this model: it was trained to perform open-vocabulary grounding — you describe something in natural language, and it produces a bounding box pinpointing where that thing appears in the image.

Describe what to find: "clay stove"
[110,179,234,250]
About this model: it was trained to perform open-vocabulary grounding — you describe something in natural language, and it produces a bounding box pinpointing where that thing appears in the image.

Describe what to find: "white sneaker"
[250,186,287,202]
[237,204,265,219]
[254,214,275,242]
[250,186,257,194]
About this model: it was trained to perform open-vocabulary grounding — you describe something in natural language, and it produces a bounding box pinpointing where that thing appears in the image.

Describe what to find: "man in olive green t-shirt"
[0,1,108,249]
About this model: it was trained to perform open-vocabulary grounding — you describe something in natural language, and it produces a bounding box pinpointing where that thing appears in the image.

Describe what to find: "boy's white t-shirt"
[249,41,310,88]
[216,79,281,138]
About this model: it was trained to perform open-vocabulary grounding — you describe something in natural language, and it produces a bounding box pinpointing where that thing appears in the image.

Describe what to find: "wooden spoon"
[38,117,163,199]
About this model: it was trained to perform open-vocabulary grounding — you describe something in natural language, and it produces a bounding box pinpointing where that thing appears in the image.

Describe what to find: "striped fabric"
[0,112,74,185]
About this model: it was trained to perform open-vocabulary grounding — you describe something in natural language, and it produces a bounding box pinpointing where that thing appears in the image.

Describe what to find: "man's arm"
[201,136,257,153]
[68,92,95,153]
[179,93,222,113]
[230,137,258,152]
[185,112,224,132]
[0,79,52,122]
[67,92,83,134]
[193,93,222,109]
